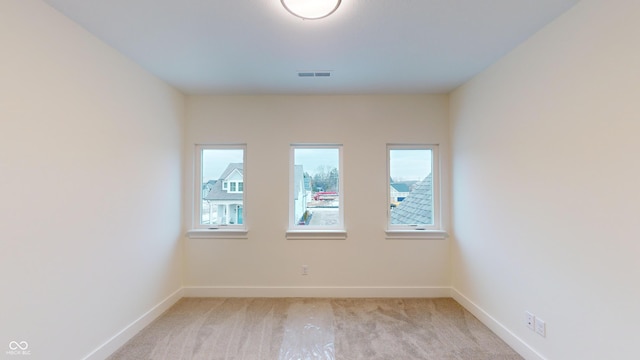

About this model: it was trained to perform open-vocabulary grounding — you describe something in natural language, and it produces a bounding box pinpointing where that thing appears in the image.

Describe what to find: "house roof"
[390,183,411,193]
[218,163,243,180]
[204,182,243,201]
[390,174,433,225]
[202,179,217,191]
[204,163,243,201]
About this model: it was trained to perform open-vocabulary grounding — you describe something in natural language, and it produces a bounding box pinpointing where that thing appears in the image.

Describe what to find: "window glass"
[388,146,437,228]
[291,146,342,229]
[198,147,245,227]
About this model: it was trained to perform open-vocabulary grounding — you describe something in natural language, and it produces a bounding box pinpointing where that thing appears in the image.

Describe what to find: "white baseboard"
[183,286,452,298]
[450,288,546,360]
[82,287,184,360]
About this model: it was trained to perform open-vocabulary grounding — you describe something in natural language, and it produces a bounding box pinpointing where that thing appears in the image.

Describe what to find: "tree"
[312,165,338,192]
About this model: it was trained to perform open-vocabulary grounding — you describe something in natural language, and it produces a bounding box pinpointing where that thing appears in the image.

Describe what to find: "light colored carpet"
[107,298,522,360]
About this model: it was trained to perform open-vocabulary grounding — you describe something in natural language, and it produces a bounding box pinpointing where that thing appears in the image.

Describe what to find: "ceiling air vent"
[298,71,332,77]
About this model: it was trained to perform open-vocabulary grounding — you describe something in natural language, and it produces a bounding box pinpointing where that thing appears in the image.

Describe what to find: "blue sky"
[202,148,432,183]
[294,148,339,176]
[389,149,432,182]
[202,149,243,182]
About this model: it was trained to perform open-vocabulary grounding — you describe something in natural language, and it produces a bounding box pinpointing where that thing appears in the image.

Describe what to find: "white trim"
[451,288,547,360]
[183,286,451,298]
[385,230,448,240]
[193,144,247,230]
[289,144,344,232]
[187,228,249,239]
[226,179,243,193]
[286,230,347,240]
[387,144,442,231]
[82,288,184,360]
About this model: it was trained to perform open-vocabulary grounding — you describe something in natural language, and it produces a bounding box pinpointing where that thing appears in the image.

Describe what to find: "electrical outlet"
[302,265,309,275]
[535,318,546,337]
[525,311,535,330]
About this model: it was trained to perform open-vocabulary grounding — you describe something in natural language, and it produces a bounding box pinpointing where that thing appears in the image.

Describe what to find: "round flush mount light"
[281,0,342,20]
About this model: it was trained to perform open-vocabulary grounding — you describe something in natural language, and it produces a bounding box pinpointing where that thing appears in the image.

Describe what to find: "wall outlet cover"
[525,311,535,330]
[535,318,546,337]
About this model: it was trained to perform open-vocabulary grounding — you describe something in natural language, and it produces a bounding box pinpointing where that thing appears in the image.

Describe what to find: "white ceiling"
[42,0,580,94]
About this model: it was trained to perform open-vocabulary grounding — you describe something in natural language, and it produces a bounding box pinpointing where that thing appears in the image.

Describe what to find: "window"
[288,145,344,236]
[193,144,246,231]
[387,144,441,233]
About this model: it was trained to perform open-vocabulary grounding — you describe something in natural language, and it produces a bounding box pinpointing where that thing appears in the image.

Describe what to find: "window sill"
[286,230,347,240]
[187,229,248,239]
[385,230,448,240]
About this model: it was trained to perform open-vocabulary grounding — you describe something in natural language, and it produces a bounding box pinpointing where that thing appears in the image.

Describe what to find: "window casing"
[288,144,344,233]
[193,144,246,231]
[387,144,441,232]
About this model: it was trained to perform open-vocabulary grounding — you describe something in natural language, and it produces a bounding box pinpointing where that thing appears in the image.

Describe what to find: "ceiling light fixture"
[281,0,342,20]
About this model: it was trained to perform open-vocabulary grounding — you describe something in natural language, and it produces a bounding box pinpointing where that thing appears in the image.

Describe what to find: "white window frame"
[227,180,243,193]
[386,144,446,240]
[286,144,346,240]
[188,144,248,239]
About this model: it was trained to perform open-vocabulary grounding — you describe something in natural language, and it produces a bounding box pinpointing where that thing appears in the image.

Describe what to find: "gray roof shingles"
[391,183,411,193]
[390,174,433,225]
[204,163,243,201]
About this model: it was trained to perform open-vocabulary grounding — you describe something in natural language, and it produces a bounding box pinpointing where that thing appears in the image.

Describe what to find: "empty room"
[1,0,639,359]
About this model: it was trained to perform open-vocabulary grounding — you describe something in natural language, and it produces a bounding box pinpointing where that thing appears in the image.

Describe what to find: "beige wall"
[7,0,639,358]
[0,1,184,359]
[184,95,451,295]
[450,0,640,359]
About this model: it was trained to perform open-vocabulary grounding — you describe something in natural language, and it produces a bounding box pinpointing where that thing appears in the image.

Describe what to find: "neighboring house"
[390,182,411,203]
[390,174,433,225]
[203,179,217,195]
[203,163,244,225]
[304,172,312,196]
[293,165,310,224]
